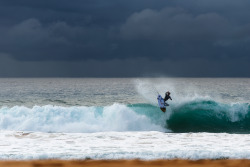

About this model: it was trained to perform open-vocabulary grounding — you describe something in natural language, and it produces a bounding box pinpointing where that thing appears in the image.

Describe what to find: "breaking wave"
[0,100,249,133]
[0,104,164,133]
[167,101,250,133]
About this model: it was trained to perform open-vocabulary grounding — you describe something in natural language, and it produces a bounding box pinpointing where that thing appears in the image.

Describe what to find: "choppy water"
[0,78,249,160]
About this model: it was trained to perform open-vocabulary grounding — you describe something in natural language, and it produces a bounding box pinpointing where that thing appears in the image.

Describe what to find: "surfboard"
[157,95,166,112]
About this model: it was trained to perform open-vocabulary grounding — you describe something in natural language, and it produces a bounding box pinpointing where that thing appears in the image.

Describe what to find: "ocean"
[0,78,249,160]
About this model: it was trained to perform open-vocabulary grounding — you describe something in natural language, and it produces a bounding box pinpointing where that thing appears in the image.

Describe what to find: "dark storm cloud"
[0,0,249,76]
[1,18,111,61]
[121,8,230,41]
[119,5,250,61]
[0,54,248,77]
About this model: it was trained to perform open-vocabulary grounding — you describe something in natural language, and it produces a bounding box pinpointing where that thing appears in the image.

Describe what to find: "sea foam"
[0,104,164,133]
[1,131,250,160]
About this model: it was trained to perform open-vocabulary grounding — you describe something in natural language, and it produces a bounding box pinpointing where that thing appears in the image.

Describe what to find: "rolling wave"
[129,101,250,133]
[167,100,250,133]
[0,100,249,133]
[0,104,164,133]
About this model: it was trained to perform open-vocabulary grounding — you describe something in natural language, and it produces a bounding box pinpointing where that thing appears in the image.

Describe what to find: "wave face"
[167,101,250,133]
[0,101,249,133]
[129,101,250,133]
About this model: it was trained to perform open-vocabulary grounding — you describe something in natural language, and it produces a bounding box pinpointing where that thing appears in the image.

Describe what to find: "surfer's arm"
[170,96,172,100]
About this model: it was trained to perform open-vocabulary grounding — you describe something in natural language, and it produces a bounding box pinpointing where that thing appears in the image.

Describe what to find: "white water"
[0,104,164,133]
[135,78,250,105]
[1,131,250,160]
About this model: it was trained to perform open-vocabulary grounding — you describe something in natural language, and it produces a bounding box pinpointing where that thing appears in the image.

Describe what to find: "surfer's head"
[166,91,170,95]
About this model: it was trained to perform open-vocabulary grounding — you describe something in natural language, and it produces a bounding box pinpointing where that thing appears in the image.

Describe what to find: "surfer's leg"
[164,103,169,106]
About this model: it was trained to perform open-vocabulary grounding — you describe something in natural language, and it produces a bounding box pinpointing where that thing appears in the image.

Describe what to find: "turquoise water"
[129,101,250,133]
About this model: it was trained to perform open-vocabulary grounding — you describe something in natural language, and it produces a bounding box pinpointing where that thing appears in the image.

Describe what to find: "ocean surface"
[0,78,249,160]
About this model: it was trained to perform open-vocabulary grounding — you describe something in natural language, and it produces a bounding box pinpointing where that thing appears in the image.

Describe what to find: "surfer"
[157,91,172,113]
[164,91,172,106]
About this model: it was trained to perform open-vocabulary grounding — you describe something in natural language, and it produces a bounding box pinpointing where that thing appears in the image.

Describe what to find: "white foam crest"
[0,104,164,133]
[134,78,212,107]
[226,103,249,122]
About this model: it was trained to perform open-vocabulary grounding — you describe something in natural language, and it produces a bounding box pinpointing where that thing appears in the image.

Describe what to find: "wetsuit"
[164,94,172,101]
[164,94,172,106]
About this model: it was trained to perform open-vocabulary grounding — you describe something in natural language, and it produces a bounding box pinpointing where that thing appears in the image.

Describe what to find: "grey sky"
[0,0,249,77]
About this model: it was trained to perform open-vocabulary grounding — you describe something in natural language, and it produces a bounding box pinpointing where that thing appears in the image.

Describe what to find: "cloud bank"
[0,0,249,77]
